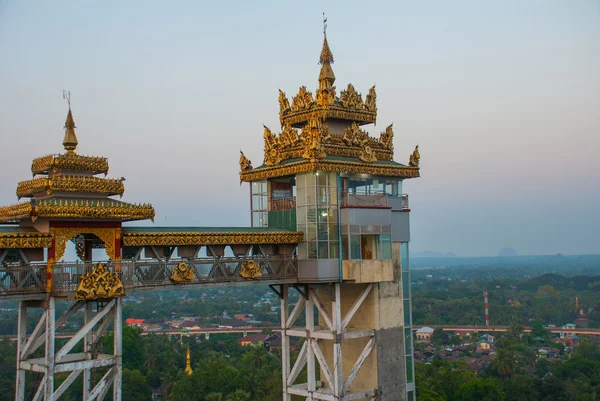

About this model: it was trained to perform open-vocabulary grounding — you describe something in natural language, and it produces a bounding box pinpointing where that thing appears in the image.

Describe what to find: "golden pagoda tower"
[184,347,193,376]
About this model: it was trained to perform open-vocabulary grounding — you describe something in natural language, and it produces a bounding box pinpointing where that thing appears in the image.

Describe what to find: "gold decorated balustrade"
[31,153,109,175]
[17,176,125,198]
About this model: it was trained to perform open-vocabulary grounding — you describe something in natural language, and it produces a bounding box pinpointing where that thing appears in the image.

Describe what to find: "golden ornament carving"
[122,231,304,247]
[279,124,301,148]
[31,153,109,175]
[240,159,420,182]
[169,262,196,283]
[51,227,120,261]
[282,107,376,128]
[240,260,262,280]
[358,145,377,163]
[301,117,327,160]
[291,86,315,111]
[343,123,369,147]
[364,85,377,112]
[239,151,252,171]
[0,232,53,249]
[17,176,125,199]
[409,145,420,168]
[379,124,394,152]
[75,262,125,300]
[339,84,364,109]
[278,89,291,116]
[263,126,282,166]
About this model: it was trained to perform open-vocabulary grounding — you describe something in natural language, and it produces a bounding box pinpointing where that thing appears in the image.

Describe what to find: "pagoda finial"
[184,346,193,376]
[62,90,78,153]
[319,13,334,65]
[317,14,336,105]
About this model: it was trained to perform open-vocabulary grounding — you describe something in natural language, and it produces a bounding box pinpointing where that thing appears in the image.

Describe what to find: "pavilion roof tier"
[31,153,109,176]
[17,176,125,199]
[277,33,376,128]
[239,116,420,182]
[0,199,155,224]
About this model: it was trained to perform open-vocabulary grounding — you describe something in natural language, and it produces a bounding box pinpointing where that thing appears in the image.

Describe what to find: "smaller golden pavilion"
[0,106,155,266]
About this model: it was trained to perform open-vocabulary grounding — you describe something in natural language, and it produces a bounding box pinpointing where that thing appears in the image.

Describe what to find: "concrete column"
[374,242,407,400]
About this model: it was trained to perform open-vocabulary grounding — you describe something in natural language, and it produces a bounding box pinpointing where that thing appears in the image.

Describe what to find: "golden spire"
[317,14,336,106]
[319,13,334,65]
[184,346,193,376]
[62,91,78,153]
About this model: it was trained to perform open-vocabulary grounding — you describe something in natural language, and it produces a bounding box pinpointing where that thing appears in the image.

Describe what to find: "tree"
[205,393,224,401]
[123,369,152,401]
[226,390,251,401]
[455,378,505,401]
[491,347,516,377]
[431,328,450,346]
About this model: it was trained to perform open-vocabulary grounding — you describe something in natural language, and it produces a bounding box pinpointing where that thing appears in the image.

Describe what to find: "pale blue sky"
[1,1,599,256]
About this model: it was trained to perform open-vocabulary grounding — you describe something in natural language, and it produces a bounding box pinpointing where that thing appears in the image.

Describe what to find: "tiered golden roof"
[240,24,420,183]
[0,107,155,224]
[278,32,376,128]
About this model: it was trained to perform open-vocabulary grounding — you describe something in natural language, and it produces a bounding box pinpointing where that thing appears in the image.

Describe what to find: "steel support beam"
[14,297,123,401]
[280,283,377,401]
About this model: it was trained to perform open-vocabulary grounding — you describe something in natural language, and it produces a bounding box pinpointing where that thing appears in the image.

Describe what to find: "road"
[413,325,600,336]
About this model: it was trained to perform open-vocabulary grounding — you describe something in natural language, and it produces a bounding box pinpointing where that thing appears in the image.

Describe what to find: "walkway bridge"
[0,255,299,301]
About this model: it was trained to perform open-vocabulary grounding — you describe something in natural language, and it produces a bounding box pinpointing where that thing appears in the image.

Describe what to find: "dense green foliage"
[412,273,600,327]
[416,338,600,401]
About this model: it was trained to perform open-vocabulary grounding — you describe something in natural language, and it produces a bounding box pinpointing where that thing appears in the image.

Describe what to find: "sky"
[0,1,599,257]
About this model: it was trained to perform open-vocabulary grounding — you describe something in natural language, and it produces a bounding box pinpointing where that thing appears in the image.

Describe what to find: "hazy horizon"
[1,1,599,257]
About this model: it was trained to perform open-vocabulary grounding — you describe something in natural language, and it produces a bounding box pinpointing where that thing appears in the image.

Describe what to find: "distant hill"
[498,247,518,257]
[412,250,456,258]
[518,273,600,292]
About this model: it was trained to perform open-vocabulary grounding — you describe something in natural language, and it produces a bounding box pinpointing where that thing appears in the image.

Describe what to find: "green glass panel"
[406,356,414,383]
[307,242,317,259]
[401,243,409,272]
[307,224,317,242]
[318,242,329,259]
[318,207,330,223]
[318,223,329,241]
[402,271,410,298]
[403,300,411,326]
[329,241,339,259]
[350,235,361,260]
[317,172,327,186]
[307,206,317,222]
[341,235,349,260]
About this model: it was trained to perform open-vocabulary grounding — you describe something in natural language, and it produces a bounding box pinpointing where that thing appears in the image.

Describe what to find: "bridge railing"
[0,264,47,295]
[0,255,299,296]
